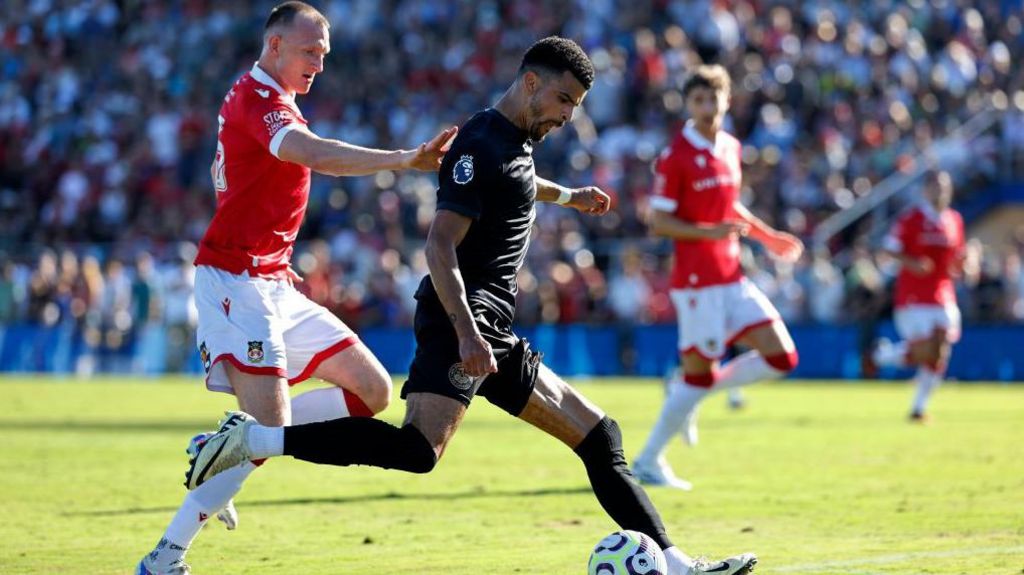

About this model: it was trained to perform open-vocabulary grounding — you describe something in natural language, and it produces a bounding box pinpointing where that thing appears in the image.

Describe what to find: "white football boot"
[184,411,255,490]
[631,455,693,491]
[217,499,239,529]
[690,553,757,574]
[186,433,239,529]
[135,556,191,575]
[726,389,746,410]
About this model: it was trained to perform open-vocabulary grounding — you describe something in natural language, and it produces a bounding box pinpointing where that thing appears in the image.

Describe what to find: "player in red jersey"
[871,170,965,422]
[632,65,802,489]
[137,3,456,574]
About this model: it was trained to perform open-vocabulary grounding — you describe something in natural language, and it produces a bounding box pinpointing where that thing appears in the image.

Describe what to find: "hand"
[567,186,612,215]
[906,256,935,276]
[457,332,498,378]
[406,126,458,171]
[705,221,750,240]
[763,231,804,263]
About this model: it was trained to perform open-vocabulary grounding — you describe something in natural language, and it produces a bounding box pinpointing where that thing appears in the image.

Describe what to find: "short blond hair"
[265,1,329,33]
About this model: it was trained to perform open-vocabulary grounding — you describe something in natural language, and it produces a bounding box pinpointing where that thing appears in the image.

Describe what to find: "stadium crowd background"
[1,0,1023,372]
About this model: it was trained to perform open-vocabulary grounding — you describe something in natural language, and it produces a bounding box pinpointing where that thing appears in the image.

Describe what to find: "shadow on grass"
[0,420,218,433]
[65,486,593,517]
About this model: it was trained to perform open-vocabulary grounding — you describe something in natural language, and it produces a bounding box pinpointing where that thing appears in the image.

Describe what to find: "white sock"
[247,425,285,459]
[911,367,941,413]
[714,351,785,390]
[636,382,708,464]
[291,386,351,424]
[664,546,696,575]
[150,462,256,566]
[249,387,357,458]
[874,340,909,367]
[147,388,355,564]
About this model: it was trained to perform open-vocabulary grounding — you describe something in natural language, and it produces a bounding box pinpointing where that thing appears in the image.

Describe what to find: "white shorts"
[670,278,780,360]
[894,304,961,343]
[195,265,358,394]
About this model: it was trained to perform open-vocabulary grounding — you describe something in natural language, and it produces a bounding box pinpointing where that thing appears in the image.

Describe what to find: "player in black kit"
[186,37,756,575]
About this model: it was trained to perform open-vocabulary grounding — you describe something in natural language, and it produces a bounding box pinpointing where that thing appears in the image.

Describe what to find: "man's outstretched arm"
[277,125,457,176]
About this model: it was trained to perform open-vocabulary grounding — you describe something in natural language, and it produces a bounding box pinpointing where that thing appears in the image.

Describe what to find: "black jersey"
[415,108,536,325]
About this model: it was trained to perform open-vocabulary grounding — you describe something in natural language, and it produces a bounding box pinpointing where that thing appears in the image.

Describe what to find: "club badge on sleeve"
[453,155,474,185]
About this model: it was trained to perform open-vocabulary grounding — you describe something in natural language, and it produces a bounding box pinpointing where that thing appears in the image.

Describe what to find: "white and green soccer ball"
[588,530,668,575]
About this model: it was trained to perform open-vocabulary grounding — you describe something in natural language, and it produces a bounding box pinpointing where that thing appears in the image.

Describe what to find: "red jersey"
[883,204,965,307]
[195,63,311,279]
[650,121,743,289]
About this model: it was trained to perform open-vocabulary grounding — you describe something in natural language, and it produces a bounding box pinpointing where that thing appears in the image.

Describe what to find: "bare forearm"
[425,242,478,337]
[650,211,716,240]
[309,140,414,177]
[535,176,571,203]
[883,250,919,268]
[733,202,776,243]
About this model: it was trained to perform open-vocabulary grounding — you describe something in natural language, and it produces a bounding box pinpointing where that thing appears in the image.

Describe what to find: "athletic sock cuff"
[683,372,715,388]
[765,350,799,372]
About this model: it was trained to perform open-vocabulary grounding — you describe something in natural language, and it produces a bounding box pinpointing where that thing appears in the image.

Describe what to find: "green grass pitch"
[0,377,1021,574]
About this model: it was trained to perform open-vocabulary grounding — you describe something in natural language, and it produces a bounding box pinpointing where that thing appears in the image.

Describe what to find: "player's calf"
[575,417,673,550]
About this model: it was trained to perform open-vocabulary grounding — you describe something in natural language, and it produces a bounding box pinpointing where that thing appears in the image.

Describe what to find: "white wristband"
[555,188,572,205]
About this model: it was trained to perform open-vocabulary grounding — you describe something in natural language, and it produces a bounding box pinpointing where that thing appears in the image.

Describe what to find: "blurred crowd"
[2,0,1024,362]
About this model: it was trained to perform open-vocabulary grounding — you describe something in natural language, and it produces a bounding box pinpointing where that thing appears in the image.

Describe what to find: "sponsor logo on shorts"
[221,297,231,316]
[247,340,265,363]
[199,341,211,373]
[448,363,474,390]
[705,339,718,352]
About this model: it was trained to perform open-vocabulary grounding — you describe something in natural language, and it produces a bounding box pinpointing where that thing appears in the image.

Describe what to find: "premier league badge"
[453,155,474,185]
[247,340,265,363]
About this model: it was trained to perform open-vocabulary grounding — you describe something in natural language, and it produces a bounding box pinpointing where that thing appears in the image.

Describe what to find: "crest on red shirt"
[695,155,707,169]
[199,341,211,373]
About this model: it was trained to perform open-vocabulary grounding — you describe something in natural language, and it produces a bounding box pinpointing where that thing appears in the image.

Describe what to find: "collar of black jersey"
[487,108,532,146]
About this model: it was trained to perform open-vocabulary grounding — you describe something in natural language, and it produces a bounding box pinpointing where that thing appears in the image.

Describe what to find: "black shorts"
[400,295,541,416]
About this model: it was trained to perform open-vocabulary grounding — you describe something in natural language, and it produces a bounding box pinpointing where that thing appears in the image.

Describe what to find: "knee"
[365,384,392,415]
[353,375,392,415]
[920,343,946,371]
[765,349,799,373]
[574,417,626,467]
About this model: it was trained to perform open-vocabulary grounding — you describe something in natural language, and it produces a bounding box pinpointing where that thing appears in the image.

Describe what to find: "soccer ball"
[588,530,668,575]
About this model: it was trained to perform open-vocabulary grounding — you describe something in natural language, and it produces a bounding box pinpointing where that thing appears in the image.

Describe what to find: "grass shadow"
[65,485,594,518]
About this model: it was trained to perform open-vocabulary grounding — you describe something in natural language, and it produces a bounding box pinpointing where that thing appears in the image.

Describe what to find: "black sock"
[575,417,672,549]
[283,417,437,474]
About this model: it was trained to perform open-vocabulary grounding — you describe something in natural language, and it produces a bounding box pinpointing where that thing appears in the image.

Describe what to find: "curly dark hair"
[519,36,594,90]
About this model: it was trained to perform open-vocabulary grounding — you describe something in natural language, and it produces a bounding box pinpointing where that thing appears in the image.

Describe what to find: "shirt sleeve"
[241,92,306,159]
[650,147,681,213]
[436,136,495,220]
